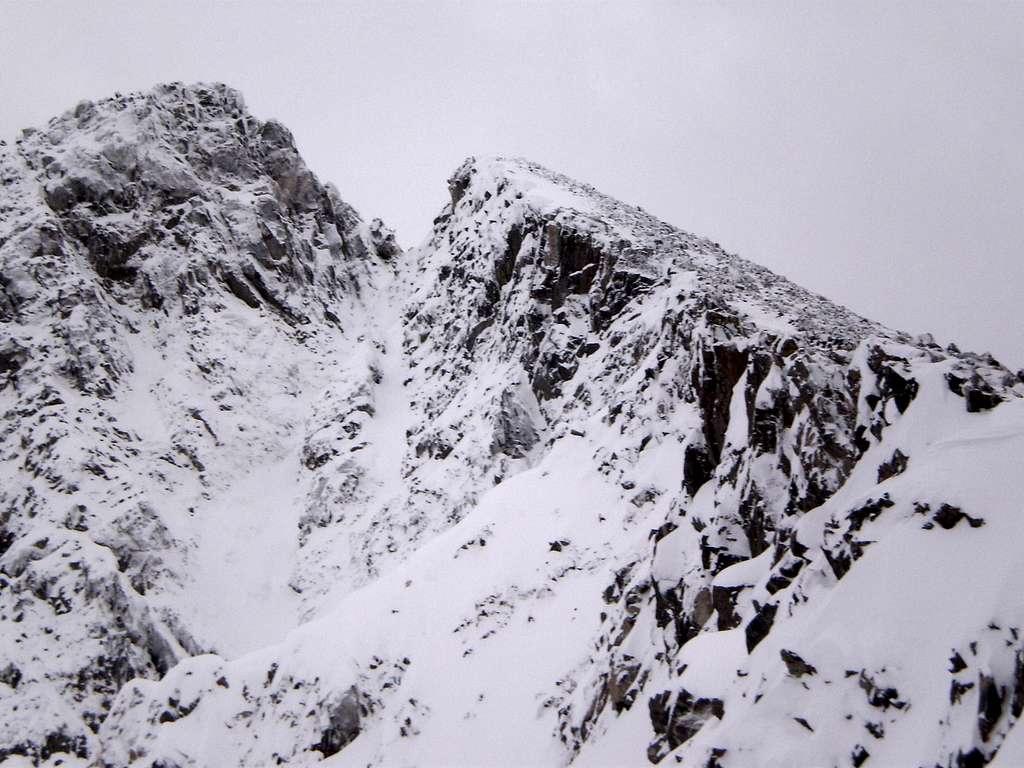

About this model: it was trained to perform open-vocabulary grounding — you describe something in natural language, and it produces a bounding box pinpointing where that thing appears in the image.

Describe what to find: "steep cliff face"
[2,91,1024,768]
[0,83,400,762]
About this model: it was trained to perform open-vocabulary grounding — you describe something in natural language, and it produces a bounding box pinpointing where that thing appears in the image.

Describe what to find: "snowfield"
[1,83,1023,767]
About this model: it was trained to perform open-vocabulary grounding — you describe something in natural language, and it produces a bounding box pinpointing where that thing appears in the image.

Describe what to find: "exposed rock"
[648,689,724,763]
[491,387,541,458]
[745,602,778,652]
[312,687,363,758]
[929,504,985,531]
[780,649,817,678]
[877,448,909,482]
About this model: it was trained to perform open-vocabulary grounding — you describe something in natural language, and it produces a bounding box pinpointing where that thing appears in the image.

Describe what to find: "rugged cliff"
[1,86,1023,767]
[0,82,399,761]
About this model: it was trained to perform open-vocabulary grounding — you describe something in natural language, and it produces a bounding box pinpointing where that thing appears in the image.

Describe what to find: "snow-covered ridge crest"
[2,88,1024,768]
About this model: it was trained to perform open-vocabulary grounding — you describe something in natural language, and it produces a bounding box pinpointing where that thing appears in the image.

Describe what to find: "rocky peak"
[3,81,392,327]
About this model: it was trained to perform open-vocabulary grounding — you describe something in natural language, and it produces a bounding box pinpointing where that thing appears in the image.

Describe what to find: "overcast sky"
[3,2,1022,366]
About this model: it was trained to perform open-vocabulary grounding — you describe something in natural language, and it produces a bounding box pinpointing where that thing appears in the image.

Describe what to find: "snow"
[183,447,303,658]
[711,551,772,589]
[3,86,1024,767]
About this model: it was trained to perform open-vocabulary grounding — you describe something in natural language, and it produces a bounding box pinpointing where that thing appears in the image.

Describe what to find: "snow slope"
[1,88,1023,767]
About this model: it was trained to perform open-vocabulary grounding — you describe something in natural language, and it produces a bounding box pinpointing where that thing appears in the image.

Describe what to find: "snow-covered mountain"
[2,84,1023,768]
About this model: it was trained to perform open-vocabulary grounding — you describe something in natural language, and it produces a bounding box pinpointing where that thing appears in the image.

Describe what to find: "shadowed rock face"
[3,93,1024,768]
[312,687,362,758]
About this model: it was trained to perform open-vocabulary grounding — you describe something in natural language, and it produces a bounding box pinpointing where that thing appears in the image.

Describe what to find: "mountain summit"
[2,84,1023,767]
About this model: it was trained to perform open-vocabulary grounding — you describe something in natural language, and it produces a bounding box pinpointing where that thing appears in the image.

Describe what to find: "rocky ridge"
[1,85,1023,767]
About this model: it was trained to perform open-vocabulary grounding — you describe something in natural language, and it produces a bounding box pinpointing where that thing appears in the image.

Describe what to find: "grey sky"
[3,1,1022,366]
